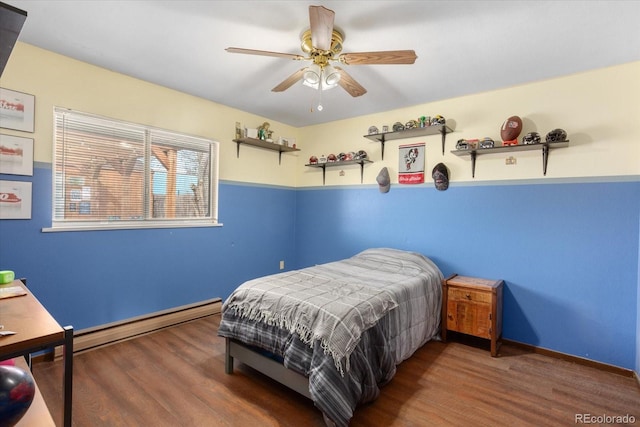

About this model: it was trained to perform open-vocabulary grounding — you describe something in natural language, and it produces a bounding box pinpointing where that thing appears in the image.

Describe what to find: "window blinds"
[53,107,218,228]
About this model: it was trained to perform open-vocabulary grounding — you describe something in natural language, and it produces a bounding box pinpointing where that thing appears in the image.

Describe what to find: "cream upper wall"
[2,43,638,188]
[0,42,301,187]
[296,62,640,187]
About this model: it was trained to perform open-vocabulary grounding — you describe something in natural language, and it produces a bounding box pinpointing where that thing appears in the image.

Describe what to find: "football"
[500,116,523,143]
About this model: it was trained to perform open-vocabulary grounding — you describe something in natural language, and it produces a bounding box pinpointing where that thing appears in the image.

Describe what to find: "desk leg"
[24,353,32,371]
[63,326,73,427]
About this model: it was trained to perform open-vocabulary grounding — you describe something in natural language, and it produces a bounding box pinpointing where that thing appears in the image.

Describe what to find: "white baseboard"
[53,298,221,358]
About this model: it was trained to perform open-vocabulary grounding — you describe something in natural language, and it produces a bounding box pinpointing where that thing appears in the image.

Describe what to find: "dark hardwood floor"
[33,315,640,426]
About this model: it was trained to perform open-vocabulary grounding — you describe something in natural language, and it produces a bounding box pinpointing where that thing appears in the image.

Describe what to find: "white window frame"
[44,107,220,232]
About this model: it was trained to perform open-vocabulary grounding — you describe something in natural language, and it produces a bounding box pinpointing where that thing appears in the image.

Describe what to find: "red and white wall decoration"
[398,142,425,184]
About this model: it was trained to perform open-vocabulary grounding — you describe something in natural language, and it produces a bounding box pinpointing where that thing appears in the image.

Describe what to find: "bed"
[217,248,443,426]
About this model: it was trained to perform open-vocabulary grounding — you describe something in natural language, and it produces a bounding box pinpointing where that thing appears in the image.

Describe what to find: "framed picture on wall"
[0,88,35,133]
[398,142,425,184]
[0,180,32,219]
[0,134,33,176]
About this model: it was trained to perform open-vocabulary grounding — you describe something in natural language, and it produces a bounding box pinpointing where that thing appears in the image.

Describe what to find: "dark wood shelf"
[363,124,454,159]
[233,137,300,164]
[451,140,569,177]
[305,159,373,185]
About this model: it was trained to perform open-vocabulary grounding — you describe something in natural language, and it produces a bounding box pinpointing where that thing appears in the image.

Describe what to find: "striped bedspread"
[218,248,443,426]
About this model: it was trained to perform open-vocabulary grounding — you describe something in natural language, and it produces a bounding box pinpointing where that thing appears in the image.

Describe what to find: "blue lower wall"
[1,165,638,370]
[295,180,640,370]
[0,166,298,330]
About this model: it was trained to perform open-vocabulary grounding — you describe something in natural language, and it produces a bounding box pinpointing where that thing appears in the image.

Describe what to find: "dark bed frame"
[224,337,312,399]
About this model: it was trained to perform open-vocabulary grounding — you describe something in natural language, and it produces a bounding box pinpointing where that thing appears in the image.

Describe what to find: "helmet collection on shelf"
[367,115,446,135]
[453,115,567,151]
[308,150,368,165]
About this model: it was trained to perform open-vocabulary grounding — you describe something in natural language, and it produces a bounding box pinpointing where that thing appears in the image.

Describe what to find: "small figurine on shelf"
[257,122,270,140]
[419,116,430,128]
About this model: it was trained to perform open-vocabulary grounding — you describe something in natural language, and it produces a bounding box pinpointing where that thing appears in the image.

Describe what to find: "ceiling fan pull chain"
[317,81,324,111]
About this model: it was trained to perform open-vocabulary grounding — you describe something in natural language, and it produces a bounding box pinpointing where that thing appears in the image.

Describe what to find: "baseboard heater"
[51,298,221,359]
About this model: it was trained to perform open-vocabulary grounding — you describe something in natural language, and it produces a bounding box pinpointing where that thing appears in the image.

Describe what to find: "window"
[50,107,219,231]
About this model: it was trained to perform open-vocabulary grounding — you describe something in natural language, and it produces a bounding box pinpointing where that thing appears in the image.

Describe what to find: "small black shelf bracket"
[471,151,477,178]
[440,126,447,155]
[542,144,549,175]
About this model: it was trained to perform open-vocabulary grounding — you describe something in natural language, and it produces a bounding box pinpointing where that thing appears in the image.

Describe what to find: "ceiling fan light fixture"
[303,80,319,90]
[303,64,321,85]
[323,64,341,86]
[303,64,339,91]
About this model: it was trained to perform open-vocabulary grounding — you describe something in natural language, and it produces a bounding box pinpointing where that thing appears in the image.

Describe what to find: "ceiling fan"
[226,5,417,99]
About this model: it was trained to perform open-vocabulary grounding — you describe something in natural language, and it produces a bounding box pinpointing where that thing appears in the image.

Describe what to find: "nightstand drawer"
[448,288,492,303]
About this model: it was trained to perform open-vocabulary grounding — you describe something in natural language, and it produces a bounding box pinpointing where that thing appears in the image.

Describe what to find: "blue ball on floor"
[0,365,35,427]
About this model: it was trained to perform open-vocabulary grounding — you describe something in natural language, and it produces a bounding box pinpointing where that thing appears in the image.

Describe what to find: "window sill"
[42,221,223,233]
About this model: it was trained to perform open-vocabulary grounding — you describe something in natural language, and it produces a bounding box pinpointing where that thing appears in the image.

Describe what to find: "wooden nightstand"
[441,274,503,356]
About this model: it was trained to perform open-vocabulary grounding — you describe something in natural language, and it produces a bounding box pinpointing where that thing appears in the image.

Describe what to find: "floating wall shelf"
[305,159,373,185]
[233,137,300,164]
[451,140,569,177]
[363,124,454,159]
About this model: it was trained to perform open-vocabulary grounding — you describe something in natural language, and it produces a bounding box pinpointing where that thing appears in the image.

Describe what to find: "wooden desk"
[0,279,73,427]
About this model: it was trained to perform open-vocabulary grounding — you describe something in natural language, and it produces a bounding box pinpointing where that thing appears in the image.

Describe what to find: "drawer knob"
[465,293,471,299]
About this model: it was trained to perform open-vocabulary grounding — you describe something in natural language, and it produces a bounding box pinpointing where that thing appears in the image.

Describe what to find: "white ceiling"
[4,1,640,127]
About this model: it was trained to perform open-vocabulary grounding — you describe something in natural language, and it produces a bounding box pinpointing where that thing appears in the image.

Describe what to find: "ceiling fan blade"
[335,66,367,97]
[272,68,308,92]
[338,50,418,65]
[309,5,335,51]
[226,47,304,61]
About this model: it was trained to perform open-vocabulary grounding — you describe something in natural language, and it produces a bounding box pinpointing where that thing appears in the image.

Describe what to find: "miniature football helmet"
[456,139,469,150]
[430,115,446,125]
[354,150,368,160]
[545,129,567,142]
[405,120,418,129]
[479,137,495,149]
[522,132,541,145]
[309,156,318,165]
